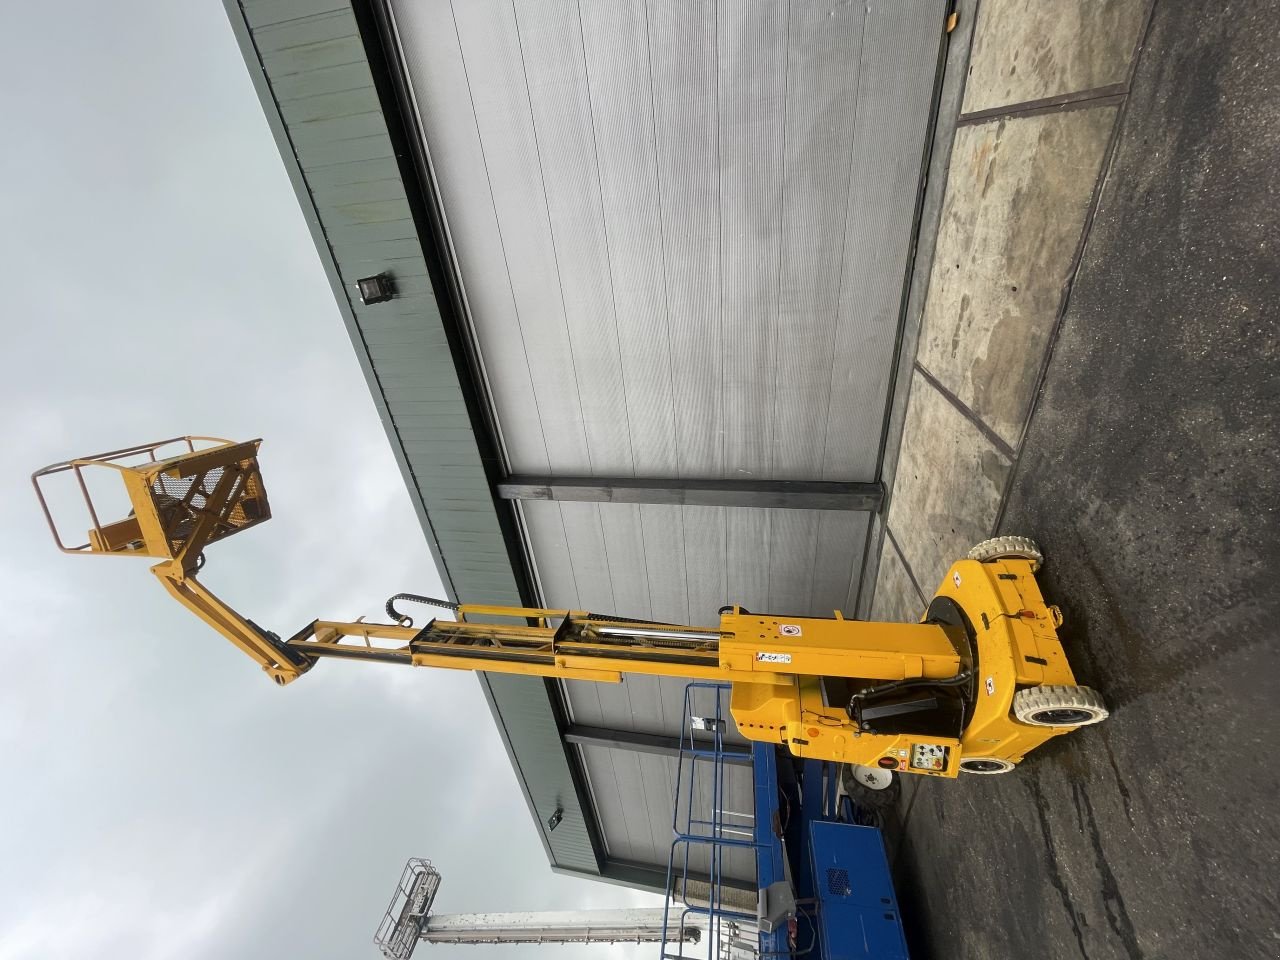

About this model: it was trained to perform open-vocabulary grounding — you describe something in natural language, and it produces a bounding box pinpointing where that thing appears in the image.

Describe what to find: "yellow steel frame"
[33,437,1087,778]
[33,437,304,684]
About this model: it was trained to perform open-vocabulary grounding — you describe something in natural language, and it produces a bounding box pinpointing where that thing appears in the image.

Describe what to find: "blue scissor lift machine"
[660,683,909,960]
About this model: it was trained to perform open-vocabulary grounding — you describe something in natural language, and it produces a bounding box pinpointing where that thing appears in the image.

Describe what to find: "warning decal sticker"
[756,652,793,664]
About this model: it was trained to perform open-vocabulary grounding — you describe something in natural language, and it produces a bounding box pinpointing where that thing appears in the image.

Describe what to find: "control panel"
[910,743,949,771]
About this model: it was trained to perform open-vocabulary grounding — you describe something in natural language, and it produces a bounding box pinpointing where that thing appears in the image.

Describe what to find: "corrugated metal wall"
[389,0,944,882]
[394,0,942,484]
[524,503,869,625]
[580,746,756,877]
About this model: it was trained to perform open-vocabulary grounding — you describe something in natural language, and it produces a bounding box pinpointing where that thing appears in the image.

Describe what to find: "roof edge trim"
[222,0,456,599]
[223,0,602,876]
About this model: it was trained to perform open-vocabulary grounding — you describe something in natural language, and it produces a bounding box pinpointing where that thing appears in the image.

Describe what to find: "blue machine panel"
[809,821,909,960]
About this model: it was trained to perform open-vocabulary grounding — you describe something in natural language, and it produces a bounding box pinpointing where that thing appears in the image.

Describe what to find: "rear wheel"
[1013,685,1109,727]
[959,757,1015,775]
[967,535,1043,572]
[841,764,901,811]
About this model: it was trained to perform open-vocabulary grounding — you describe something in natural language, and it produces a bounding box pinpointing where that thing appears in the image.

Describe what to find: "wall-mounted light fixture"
[546,805,564,832]
[356,272,396,305]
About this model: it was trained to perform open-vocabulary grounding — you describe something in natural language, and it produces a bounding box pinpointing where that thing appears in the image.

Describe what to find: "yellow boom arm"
[34,436,1095,778]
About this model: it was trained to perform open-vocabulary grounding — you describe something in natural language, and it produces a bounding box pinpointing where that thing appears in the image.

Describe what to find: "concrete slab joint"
[870,530,927,624]
[963,0,1149,114]
[884,369,1012,598]
[918,105,1118,449]
[870,0,1149,620]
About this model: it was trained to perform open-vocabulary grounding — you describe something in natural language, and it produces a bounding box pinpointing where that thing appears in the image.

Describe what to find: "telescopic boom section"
[283,602,960,688]
[288,606,730,685]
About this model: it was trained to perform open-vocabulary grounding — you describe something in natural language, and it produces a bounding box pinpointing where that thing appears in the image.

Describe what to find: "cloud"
[0,6,671,960]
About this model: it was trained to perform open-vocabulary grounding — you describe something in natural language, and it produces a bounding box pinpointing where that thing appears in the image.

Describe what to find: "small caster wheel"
[959,757,1016,775]
[1013,685,1109,727]
[967,535,1043,572]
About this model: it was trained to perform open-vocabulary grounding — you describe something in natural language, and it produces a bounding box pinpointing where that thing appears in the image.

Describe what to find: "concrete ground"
[887,2,1280,958]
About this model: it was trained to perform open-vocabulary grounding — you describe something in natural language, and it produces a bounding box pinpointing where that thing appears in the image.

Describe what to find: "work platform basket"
[32,436,270,565]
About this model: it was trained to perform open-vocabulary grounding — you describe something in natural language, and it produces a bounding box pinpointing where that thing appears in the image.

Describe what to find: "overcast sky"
[0,3,661,959]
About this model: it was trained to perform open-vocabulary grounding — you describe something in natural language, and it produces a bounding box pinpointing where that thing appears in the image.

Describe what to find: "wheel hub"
[1031,708,1094,725]
[850,765,895,791]
[963,760,1004,772]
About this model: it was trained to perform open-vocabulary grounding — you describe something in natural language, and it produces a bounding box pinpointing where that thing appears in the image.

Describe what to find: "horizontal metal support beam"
[552,858,755,897]
[497,475,883,512]
[607,858,758,899]
[422,908,696,945]
[565,724,752,765]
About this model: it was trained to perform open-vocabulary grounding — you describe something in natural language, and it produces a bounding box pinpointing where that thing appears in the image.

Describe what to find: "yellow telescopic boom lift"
[33,437,1108,778]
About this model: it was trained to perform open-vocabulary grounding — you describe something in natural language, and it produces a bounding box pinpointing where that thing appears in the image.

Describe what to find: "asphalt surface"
[890,2,1280,958]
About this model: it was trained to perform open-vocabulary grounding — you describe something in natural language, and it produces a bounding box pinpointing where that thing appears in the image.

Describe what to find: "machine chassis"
[732,557,1083,778]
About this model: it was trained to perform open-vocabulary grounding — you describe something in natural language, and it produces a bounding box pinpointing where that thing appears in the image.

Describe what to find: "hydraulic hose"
[846,670,973,723]
[385,593,460,628]
[848,670,972,704]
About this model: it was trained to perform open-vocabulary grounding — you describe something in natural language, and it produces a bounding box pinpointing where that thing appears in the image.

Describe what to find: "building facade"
[226,0,948,893]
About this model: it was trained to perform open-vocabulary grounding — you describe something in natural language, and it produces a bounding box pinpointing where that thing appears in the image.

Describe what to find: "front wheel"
[1013,685,1109,727]
[967,535,1043,572]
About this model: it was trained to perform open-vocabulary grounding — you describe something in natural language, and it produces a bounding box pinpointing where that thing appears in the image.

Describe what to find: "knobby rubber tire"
[967,535,1044,572]
[841,765,902,811]
[1013,685,1109,727]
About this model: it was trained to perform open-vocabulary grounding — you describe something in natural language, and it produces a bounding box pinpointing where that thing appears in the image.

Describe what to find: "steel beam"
[421,908,699,944]
[565,724,751,765]
[497,476,882,512]
[552,858,755,897]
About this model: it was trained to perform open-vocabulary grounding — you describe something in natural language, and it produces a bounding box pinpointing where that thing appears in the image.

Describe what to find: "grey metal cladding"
[767,510,823,616]
[718,2,789,480]
[568,674,750,747]
[482,673,599,869]
[648,0,724,477]
[598,503,651,616]
[558,502,616,611]
[824,0,946,478]
[517,501,580,608]
[818,511,872,615]
[278,85,385,126]
[773,0,866,481]
[537,501,869,744]
[226,0,597,874]
[253,9,359,53]
[390,0,943,488]
[515,1,635,477]
[682,505,729,626]
[579,0,679,476]
[639,504,690,624]
[391,0,557,475]
[260,34,368,77]
[580,745,755,883]
[271,61,377,101]
[453,0,597,474]
[243,0,349,30]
